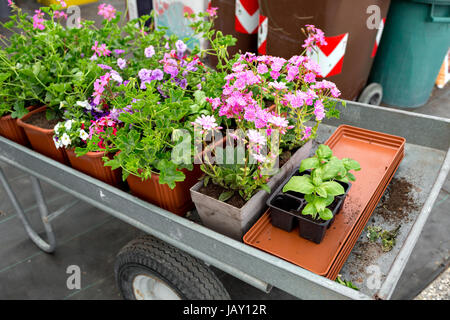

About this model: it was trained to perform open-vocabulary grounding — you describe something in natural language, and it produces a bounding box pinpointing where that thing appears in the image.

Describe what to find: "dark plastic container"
[267,167,351,243]
[268,194,304,232]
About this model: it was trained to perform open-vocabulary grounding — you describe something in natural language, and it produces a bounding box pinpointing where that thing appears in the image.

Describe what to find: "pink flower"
[302,126,312,141]
[98,3,116,21]
[248,129,266,145]
[206,97,221,110]
[92,41,111,57]
[32,10,45,30]
[206,6,218,17]
[268,81,287,90]
[54,11,68,19]
[257,63,268,74]
[7,0,14,7]
[304,72,316,83]
[192,115,221,133]
[270,70,280,80]
[268,115,289,128]
[314,100,326,121]
[302,25,327,53]
[57,0,67,8]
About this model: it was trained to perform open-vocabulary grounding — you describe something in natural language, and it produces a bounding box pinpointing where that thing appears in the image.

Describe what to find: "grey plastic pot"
[190,140,312,240]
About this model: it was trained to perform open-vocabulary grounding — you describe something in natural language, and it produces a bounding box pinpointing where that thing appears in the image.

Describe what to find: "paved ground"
[0,0,449,300]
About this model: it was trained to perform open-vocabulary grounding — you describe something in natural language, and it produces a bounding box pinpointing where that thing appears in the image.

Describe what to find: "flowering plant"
[193,24,344,204]
[53,119,89,149]
[70,9,237,188]
[282,144,360,221]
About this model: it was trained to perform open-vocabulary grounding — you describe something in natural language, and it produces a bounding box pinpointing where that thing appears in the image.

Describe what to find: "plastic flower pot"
[190,139,312,240]
[127,165,203,217]
[66,149,125,188]
[0,106,38,146]
[16,106,69,164]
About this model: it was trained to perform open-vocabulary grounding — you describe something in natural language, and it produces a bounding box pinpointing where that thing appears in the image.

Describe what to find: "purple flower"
[98,64,112,70]
[145,46,155,58]
[117,58,127,70]
[175,40,187,54]
[152,69,164,81]
[114,49,125,56]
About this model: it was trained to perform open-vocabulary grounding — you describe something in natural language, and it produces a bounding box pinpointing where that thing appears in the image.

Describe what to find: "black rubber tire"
[357,83,383,105]
[114,235,230,300]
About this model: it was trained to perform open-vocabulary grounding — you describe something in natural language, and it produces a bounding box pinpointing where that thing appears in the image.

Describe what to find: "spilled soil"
[375,177,419,223]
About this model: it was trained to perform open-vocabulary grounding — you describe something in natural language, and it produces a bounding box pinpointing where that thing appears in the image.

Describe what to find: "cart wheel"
[114,235,230,300]
[358,83,383,105]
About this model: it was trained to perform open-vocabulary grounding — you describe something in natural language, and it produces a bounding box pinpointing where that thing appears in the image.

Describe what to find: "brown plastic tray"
[243,125,405,276]
[328,152,404,279]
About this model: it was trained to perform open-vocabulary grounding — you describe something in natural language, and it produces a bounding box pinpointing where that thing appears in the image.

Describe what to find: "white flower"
[76,100,92,111]
[54,123,62,134]
[53,136,62,149]
[111,70,123,84]
[79,129,89,141]
[61,133,71,147]
[64,120,73,131]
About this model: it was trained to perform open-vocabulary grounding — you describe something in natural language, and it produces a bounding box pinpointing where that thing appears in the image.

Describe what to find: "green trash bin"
[369,0,450,108]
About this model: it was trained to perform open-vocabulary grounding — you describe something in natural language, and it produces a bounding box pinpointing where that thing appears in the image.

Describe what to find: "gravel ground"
[415,267,450,300]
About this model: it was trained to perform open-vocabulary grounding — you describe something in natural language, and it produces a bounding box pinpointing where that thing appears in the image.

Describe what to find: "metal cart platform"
[0,100,448,300]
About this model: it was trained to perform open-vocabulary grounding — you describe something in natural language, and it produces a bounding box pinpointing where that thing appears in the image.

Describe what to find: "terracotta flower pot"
[127,165,204,217]
[0,106,37,146]
[66,149,125,188]
[16,106,69,164]
[190,139,313,240]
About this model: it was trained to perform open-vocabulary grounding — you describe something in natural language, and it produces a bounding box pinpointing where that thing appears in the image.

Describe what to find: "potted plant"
[190,25,343,240]
[75,9,231,216]
[269,144,360,244]
[5,2,135,162]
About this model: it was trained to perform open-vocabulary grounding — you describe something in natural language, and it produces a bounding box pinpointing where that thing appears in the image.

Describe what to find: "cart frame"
[0,100,449,300]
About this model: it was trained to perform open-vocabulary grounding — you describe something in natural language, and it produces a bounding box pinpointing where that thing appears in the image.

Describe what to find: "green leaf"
[302,203,317,216]
[156,159,185,189]
[0,72,11,83]
[346,172,356,181]
[313,197,328,212]
[319,208,333,221]
[219,190,234,202]
[315,144,332,159]
[193,90,206,106]
[315,186,327,198]
[282,175,315,195]
[260,184,271,194]
[322,181,345,196]
[322,159,345,180]
[343,158,361,171]
[299,157,319,172]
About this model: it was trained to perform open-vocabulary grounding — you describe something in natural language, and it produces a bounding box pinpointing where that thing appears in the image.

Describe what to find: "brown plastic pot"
[243,125,405,276]
[0,106,37,146]
[127,165,203,217]
[191,139,312,240]
[66,149,124,188]
[16,106,69,164]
